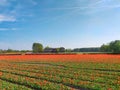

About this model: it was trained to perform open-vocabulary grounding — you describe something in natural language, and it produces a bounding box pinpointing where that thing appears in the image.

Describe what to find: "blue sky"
[0,0,120,50]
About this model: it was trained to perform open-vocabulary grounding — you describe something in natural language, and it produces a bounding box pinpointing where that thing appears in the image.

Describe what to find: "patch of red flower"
[0,54,120,63]
[0,72,3,76]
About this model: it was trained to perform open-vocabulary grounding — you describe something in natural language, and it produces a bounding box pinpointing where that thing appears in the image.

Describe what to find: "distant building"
[44,48,58,53]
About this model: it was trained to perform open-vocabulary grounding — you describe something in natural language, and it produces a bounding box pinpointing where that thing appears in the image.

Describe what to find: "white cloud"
[45,0,120,11]
[47,5,120,10]
[0,28,17,31]
[0,14,16,22]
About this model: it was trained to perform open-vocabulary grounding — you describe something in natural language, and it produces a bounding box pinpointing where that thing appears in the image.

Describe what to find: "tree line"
[0,40,120,54]
[32,40,120,53]
[100,40,120,53]
[32,43,100,53]
[32,43,65,53]
[73,47,100,52]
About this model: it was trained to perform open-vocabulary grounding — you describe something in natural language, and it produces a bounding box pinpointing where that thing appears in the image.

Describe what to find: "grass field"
[0,54,120,90]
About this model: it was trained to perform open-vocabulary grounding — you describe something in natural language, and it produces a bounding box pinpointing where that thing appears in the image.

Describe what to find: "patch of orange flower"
[0,72,3,76]
[0,54,120,63]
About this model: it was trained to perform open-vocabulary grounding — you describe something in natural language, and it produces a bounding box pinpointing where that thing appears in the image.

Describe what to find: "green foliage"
[109,40,120,53]
[44,46,65,53]
[73,48,100,52]
[1,61,120,90]
[100,40,120,53]
[32,43,43,53]
[7,49,13,52]
[65,49,72,52]
[44,46,50,49]
[100,44,110,52]
[0,80,32,90]
[59,47,65,52]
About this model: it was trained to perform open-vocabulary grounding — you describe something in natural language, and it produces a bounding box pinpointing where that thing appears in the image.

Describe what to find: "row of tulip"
[0,54,120,90]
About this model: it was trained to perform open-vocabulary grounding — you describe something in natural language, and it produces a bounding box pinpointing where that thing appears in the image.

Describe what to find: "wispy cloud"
[89,0,120,9]
[44,0,120,11]
[39,0,120,24]
[29,0,37,5]
[46,5,120,10]
[0,0,9,6]
[0,14,16,22]
[0,28,17,31]
[0,0,37,23]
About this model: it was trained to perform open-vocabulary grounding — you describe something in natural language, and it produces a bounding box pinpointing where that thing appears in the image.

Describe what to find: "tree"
[59,47,65,52]
[32,43,43,53]
[44,46,50,49]
[109,40,120,53]
[100,40,120,53]
[44,46,51,53]
[100,44,110,52]
[7,49,13,53]
[65,49,72,52]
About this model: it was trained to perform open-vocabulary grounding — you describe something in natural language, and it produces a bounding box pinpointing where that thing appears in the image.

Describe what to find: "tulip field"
[0,54,120,90]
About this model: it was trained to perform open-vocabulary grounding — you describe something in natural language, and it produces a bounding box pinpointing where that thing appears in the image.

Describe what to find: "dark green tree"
[7,49,13,53]
[100,40,120,53]
[32,43,43,53]
[44,46,50,50]
[65,49,72,52]
[100,44,110,52]
[109,40,120,53]
[59,47,65,52]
